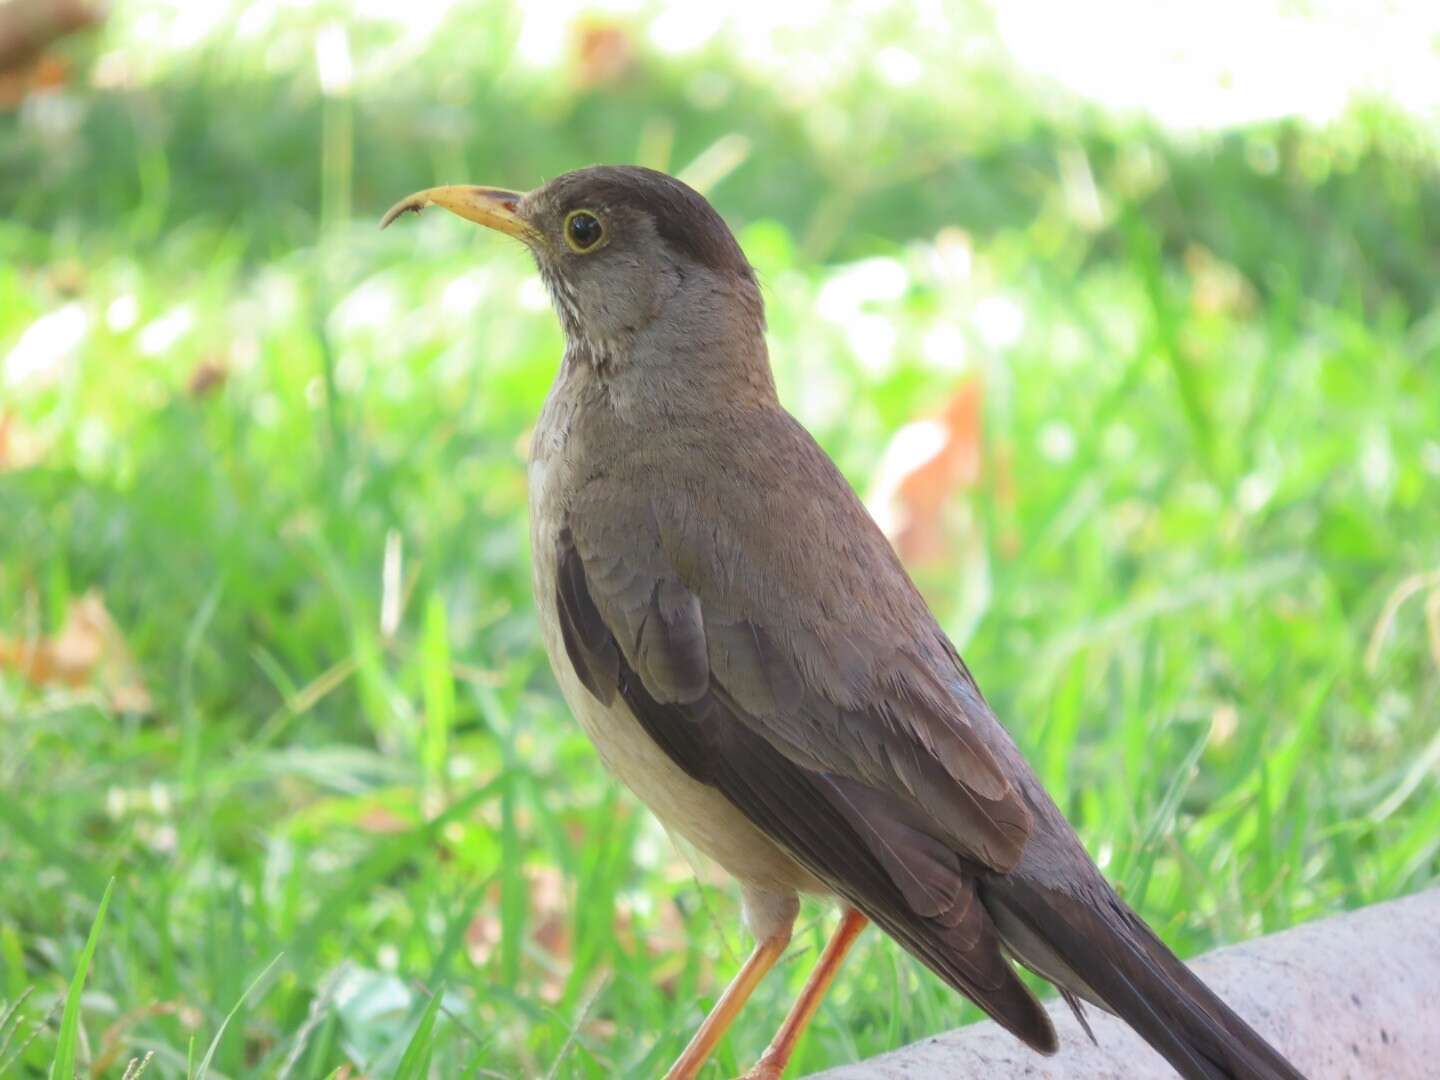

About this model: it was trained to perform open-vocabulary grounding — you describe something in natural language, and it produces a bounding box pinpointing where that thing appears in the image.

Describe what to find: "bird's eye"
[564,210,604,253]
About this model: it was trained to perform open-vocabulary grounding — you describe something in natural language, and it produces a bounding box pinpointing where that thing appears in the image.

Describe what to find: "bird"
[381,166,1306,1080]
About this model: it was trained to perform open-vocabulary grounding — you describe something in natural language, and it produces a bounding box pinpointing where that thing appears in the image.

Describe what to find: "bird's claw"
[735,1058,784,1080]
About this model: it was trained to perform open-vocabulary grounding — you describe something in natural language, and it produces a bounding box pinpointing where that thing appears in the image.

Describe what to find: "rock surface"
[808,888,1440,1080]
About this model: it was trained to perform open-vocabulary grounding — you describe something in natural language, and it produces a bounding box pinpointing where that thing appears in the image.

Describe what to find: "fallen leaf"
[0,0,99,71]
[1209,703,1239,747]
[92,1002,196,1078]
[356,805,410,834]
[26,52,69,91]
[866,378,984,564]
[0,590,153,713]
[528,865,572,1002]
[1185,244,1255,317]
[572,21,634,89]
[0,0,100,109]
[465,864,571,1001]
[0,412,47,471]
[1427,588,1440,674]
[187,356,229,398]
[465,909,501,968]
[1365,568,1440,675]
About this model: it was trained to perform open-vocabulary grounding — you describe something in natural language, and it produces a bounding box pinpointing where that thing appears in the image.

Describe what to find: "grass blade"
[421,592,454,803]
[50,877,114,1080]
[193,953,283,1080]
[392,984,445,1080]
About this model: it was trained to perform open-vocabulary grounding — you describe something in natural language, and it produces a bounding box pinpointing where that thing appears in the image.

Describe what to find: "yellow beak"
[379,185,539,245]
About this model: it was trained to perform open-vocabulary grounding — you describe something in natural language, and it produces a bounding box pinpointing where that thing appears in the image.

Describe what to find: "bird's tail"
[981,873,1306,1080]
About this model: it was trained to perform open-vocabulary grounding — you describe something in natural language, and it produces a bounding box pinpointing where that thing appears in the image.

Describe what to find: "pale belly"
[528,455,820,896]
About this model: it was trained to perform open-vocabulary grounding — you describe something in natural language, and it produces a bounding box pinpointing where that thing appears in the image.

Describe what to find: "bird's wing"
[553,410,1055,1050]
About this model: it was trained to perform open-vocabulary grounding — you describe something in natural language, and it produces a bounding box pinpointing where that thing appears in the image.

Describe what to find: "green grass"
[47,880,113,1080]
[2,2,1439,1077]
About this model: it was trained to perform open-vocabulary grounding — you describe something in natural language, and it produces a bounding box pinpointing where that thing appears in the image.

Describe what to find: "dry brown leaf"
[187,356,229,398]
[572,21,635,89]
[26,52,69,91]
[0,0,100,108]
[1185,244,1256,317]
[465,865,572,1000]
[528,864,571,1002]
[356,805,410,834]
[1365,568,1440,674]
[0,0,99,72]
[867,378,984,564]
[0,412,47,471]
[45,260,87,298]
[465,909,501,968]
[0,589,153,712]
[91,1002,198,1078]
[1426,588,1440,673]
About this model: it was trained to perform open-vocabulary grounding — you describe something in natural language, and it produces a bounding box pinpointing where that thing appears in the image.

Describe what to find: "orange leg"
[663,924,792,1080]
[741,908,869,1080]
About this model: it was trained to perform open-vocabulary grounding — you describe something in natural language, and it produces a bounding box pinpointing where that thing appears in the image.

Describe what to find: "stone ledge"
[807,888,1440,1079]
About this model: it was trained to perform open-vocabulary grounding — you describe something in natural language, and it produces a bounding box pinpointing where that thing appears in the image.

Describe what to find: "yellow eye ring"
[563,209,605,253]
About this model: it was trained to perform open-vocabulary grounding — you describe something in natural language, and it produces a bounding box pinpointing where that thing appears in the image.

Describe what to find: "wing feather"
[555,528,1056,1053]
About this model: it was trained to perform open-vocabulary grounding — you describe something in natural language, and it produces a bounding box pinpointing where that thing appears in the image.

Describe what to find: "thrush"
[382,167,1305,1080]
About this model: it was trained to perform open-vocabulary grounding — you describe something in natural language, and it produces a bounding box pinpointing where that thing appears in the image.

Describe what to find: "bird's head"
[382,166,767,387]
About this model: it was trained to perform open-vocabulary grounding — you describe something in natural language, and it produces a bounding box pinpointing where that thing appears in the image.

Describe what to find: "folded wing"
[555,506,1056,1051]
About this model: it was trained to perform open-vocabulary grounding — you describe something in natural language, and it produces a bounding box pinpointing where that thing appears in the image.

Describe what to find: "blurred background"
[2,0,1439,1076]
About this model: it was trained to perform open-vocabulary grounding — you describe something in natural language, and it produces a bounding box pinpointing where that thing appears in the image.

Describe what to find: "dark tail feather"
[982,875,1306,1080]
[860,896,1059,1055]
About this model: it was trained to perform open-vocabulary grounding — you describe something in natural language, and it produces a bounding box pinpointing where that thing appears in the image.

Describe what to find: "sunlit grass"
[2,2,1439,1077]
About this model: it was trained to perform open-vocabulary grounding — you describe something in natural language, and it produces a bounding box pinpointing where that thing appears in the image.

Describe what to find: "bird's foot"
[735,1055,784,1080]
